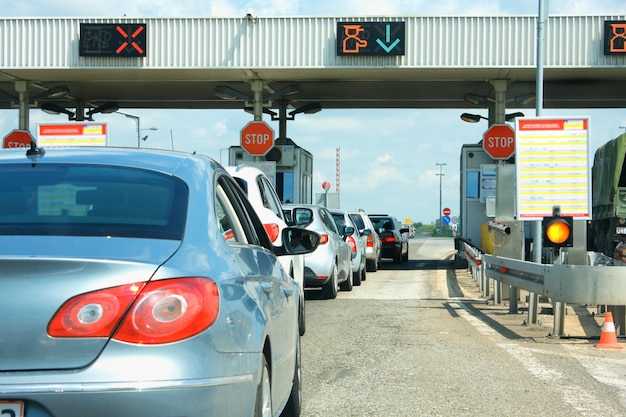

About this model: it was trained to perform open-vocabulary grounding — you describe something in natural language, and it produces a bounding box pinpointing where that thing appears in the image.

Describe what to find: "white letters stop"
[488,136,514,148]
[244,133,271,145]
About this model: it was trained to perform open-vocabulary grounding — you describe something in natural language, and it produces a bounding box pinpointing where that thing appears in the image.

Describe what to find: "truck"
[588,132,626,257]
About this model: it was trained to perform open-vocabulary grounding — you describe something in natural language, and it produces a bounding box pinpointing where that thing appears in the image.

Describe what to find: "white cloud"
[376,153,394,163]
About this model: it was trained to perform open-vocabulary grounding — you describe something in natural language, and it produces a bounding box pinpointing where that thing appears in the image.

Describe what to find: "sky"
[2,0,626,225]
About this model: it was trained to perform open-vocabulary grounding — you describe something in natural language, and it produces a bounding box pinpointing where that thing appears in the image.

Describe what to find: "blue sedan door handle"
[261,282,274,294]
[261,282,293,297]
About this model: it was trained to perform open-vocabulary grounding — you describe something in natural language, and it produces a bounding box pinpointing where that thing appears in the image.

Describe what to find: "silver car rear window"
[0,163,188,240]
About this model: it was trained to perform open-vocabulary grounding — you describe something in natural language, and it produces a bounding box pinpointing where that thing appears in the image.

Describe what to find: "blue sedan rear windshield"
[0,163,188,240]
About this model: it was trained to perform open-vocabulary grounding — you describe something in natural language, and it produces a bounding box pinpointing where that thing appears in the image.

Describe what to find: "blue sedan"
[0,145,318,417]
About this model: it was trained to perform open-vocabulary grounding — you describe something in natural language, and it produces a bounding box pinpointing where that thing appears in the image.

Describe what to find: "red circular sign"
[240,121,275,156]
[322,181,331,191]
[443,207,451,216]
[3,129,34,149]
[483,124,515,160]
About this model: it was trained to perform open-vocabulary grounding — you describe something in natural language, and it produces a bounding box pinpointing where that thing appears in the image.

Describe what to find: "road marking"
[565,346,626,410]
[454,301,624,416]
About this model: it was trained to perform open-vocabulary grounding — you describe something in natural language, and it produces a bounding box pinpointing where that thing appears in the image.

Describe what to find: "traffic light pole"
[528,0,550,326]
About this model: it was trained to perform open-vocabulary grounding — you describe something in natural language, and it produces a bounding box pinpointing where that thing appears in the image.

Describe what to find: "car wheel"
[402,245,409,262]
[298,294,306,336]
[352,267,362,286]
[254,355,272,417]
[339,264,353,291]
[321,264,338,299]
[366,258,377,272]
[280,334,302,417]
[393,251,401,264]
[361,266,367,283]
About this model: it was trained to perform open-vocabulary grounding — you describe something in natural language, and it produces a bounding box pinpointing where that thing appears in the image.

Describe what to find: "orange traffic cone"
[595,312,623,349]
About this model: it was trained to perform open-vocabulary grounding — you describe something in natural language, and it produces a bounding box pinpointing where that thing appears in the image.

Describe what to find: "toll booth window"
[282,172,294,204]
[466,171,480,199]
[302,173,312,204]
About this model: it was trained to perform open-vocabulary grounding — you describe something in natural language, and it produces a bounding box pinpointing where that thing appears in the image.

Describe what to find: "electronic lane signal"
[336,22,405,56]
[79,23,147,57]
[604,20,626,55]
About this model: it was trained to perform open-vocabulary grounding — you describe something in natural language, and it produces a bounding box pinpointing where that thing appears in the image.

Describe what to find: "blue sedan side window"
[216,183,247,244]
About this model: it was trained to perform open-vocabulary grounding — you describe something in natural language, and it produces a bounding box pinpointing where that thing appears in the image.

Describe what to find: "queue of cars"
[0,143,409,417]
[223,166,410,303]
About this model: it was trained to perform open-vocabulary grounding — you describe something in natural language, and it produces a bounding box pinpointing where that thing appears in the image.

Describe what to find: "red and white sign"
[240,121,275,156]
[322,181,331,191]
[3,129,34,148]
[483,124,515,160]
[37,123,108,147]
[443,207,451,216]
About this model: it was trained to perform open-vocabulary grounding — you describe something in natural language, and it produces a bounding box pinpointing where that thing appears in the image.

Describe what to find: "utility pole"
[436,163,446,232]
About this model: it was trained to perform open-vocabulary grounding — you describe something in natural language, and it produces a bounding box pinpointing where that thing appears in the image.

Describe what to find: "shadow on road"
[377,255,466,271]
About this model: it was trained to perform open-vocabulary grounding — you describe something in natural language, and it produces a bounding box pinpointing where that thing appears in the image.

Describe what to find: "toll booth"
[228,141,313,204]
[459,143,496,250]
[459,143,526,258]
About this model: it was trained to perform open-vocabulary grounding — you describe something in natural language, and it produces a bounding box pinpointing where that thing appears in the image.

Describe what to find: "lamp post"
[119,112,157,148]
[460,112,525,123]
[122,113,141,147]
[436,163,446,232]
[140,127,158,144]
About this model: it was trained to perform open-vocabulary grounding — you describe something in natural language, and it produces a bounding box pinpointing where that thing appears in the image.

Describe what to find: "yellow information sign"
[515,117,590,220]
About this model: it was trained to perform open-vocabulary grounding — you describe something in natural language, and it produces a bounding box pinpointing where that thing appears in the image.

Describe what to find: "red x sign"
[79,24,147,57]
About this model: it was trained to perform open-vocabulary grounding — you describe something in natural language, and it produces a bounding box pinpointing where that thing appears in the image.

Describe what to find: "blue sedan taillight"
[48,277,220,344]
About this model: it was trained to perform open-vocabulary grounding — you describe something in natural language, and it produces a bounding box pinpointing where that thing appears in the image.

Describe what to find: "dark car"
[368,214,409,263]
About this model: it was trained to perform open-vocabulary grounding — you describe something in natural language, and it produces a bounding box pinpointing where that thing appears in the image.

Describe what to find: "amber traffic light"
[542,216,574,247]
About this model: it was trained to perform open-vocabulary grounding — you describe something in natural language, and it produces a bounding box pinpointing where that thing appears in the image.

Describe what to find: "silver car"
[283,204,352,299]
[330,209,366,286]
[0,146,319,417]
[348,209,382,272]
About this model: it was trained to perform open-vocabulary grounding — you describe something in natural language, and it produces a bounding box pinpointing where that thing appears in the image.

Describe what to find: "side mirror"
[362,229,372,236]
[292,208,313,226]
[278,227,320,255]
[343,226,355,239]
[400,228,409,234]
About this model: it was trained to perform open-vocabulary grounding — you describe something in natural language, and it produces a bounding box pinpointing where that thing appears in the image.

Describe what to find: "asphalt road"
[300,236,626,416]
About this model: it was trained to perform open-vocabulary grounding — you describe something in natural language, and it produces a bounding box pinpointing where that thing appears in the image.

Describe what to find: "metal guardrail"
[462,241,626,305]
[482,253,626,305]
[461,240,626,336]
[463,242,489,298]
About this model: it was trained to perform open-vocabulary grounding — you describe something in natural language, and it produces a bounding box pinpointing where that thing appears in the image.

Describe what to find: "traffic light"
[542,216,574,247]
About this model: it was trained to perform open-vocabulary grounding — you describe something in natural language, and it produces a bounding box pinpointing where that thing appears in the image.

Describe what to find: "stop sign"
[240,121,275,156]
[483,124,515,160]
[3,129,34,149]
